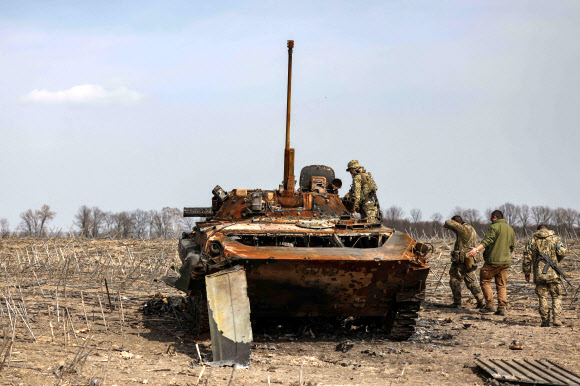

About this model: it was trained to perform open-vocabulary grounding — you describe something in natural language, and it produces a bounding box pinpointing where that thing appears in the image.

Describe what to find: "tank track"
[385,301,421,341]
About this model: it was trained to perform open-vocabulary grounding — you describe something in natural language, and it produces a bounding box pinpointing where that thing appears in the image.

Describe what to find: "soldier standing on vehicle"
[444,215,485,308]
[468,210,515,316]
[343,160,381,222]
[523,225,567,327]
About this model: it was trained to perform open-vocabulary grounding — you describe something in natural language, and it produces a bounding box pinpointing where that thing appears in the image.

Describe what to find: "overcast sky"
[1,1,579,230]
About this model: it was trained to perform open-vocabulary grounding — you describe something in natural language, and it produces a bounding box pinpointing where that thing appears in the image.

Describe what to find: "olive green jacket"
[481,219,515,265]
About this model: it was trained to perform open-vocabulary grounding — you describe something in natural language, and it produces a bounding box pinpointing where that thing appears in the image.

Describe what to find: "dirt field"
[0,237,579,385]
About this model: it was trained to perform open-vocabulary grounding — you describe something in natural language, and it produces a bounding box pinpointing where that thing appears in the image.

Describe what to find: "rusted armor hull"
[188,229,429,318]
[243,259,428,317]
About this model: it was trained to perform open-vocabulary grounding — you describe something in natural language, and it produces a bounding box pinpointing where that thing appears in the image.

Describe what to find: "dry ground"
[0,237,579,385]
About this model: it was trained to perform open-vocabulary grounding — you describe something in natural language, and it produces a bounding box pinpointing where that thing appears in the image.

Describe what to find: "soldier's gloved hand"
[525,274,530,282]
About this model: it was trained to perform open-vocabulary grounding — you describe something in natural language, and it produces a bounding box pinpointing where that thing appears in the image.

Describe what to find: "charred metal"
[163,40,431,348]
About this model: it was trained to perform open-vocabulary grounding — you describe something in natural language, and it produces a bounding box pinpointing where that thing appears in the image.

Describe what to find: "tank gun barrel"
[283,40,296,193]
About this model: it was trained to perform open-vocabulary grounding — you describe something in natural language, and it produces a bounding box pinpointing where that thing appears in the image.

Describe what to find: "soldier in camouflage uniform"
[523,225,567,327]
[444,216,485,308]
[344,160,380,222]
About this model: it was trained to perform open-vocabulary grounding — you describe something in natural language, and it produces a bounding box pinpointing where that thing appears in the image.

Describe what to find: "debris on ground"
[335,340,354,353]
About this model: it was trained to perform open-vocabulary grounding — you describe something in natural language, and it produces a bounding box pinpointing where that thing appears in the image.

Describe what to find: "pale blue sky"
[1,1,579,230]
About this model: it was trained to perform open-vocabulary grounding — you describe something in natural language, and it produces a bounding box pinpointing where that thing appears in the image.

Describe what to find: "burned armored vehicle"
[166,41,430,341]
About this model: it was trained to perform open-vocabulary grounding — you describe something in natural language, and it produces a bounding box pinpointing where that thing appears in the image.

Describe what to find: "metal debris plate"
[206,265,252,368]
[475,358,580,385]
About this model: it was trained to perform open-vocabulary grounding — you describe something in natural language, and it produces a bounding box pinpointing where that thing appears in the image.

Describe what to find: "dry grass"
[0,237,579,385]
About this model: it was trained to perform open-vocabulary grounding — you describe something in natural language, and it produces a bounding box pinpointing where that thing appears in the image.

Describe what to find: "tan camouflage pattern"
[449,262,484,305]
[445,219,483,304]
[347,160,362,170]
[445,220,479,262]
[523,229,566,323]
[361,200,379,222]
[523,229,567,284]
[535,282,562,323]
[348,169,379,222]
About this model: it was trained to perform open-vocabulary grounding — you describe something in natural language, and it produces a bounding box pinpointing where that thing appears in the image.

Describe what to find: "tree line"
[0,205,194,239]
[383,203,580,239]
[1,202,579,239]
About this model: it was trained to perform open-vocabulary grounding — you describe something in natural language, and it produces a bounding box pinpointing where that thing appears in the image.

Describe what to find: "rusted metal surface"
[476,358,580,385]
[206,266,252,368]
[193,230,428,318]
[283,40,295,192]
[183,207,213,217]
[165,40,432,343]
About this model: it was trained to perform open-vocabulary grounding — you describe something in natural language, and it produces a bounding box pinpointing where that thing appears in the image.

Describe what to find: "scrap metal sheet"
[206,266,252,368]
[475,359,580,385]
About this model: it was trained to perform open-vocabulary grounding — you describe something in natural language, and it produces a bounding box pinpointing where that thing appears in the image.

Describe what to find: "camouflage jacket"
[348,169,377,211]
[523,229,566,284]
[445,219,478,262]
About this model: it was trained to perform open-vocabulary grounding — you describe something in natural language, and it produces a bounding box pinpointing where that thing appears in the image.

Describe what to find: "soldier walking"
[468,210,515,316]
[523,225,567,327]
[344,160,381,222]
[444,216,485,308]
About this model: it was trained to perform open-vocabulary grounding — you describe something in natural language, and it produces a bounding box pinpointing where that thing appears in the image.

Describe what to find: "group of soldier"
[344,160,568,327]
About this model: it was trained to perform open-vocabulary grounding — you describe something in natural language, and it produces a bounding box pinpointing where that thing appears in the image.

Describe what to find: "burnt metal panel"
[184,207,214,217]
[475,359,580,385]
[206,266,252,368]
[299,165,336,192]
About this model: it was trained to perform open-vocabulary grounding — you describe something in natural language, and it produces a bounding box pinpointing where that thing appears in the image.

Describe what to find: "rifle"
[529,243,573,288]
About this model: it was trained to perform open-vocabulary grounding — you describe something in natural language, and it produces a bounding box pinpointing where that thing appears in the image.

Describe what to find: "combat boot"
[553,319,563,327]
[476,299,485,309]
[540,319,550,327]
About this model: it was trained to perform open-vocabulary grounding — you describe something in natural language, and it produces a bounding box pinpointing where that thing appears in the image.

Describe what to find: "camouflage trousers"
[535,281,562,322]
[449,262,484,305]
[361,201,379,223]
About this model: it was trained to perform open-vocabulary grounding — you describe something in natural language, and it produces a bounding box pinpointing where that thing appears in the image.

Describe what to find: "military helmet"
[346,160,362,171]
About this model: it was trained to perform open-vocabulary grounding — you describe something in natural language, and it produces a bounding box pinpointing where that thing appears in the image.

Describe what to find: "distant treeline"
[0,205,193,239]
[1,202,578,240]
[383,203,580,239]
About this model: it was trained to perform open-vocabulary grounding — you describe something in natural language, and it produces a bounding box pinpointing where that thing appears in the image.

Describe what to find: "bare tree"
[449,206,464,218]
[0,218,10,238]
[74,205,92,237]
[37,204,55,236]
[517,204,531,236]
[132,209,150,238]
[431,212,443,223]
[102,211,115,236]
[562,208,578,233]
[498,202,518,226]
[90,207,106,237]
[113,211,133,238]
[462,208,481,224]
[429,212,443,236]
[410,208,422,223]
[150,207,181,239]
[181,217,195,233]
[531,206,552,226]
[19,209,38,236]
[384,206,405,222]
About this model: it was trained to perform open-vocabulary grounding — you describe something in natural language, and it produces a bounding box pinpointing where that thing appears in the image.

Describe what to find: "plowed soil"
[0,237,579,385]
